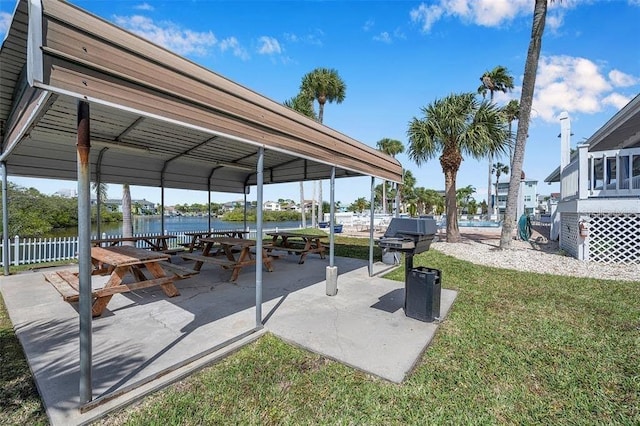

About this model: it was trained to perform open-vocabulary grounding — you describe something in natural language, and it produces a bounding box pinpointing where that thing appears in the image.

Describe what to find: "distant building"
[263,201,281,211]
[54,188,77,198]
[496,179,538,215]
[221,200,252,211]
[91,198,157,214]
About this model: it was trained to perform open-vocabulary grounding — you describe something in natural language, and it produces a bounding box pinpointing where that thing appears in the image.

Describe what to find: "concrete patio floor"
[0,253,457,425]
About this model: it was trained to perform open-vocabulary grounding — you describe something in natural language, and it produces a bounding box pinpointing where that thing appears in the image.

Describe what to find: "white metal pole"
[255,147,264,327]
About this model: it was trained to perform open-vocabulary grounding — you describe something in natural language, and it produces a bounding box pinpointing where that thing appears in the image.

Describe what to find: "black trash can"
[405,267,441,322]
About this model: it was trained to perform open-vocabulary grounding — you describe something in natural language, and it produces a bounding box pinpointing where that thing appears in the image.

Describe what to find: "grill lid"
[383,217,437,239]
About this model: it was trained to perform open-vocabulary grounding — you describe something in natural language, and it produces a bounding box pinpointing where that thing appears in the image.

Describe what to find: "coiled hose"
[518,214,532,240]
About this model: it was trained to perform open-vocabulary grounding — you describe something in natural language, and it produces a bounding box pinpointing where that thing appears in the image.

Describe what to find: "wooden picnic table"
[91,234,183,255]
[265,232,328,264]
[183,230,249,252]
[181,237,273,281]
[45,246,181,317]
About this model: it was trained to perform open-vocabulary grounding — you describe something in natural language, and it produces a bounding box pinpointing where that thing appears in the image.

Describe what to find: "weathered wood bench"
[44,269,175,316]
[45,270,82,302]
[157,261,199,280]
[263,243,326,264]
[180,253,237,271]
[158,247,186,256]
[264,244,307,253]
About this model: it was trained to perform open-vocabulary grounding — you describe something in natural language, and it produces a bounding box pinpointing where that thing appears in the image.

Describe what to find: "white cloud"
[531,55,639,122]
[113,15,251,60]
[602,93,632,109]
[134,3,154,11]
[0,11,11,38]
[409,3,444,32]
[283,30,324,47]
[219,37,250,60]
[363,19,375,32]
[114,15,216,56]
[409,0,580,32]
[373,32,392,44]
[609,69,638,87]
[257,36,282,55]
[283,33,298,43]
[545,12,564,33]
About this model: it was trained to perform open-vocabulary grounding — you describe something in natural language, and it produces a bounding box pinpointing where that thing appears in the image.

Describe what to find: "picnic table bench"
[183,230,249,252]
[265,232,327,264]
[45,246,182,317]
[181,237,273,281]
[91,235,184,255]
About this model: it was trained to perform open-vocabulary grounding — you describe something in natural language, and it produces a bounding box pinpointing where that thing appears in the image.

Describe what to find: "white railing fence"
[559,146,640,201]
[0,227,299,267]
[560,159,579,200]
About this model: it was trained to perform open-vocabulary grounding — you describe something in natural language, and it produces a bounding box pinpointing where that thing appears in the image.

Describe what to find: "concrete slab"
[265,264,457,383]
[0,254,456,425]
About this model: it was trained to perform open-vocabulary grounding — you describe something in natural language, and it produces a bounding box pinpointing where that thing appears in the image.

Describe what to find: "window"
[524,196,531,202]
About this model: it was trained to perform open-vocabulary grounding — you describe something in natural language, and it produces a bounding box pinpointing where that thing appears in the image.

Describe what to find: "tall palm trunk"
[444,169,460,243]
[311,183,316,228]
[299,182,305,227]
[500,0,547,248]
[382,181,387,214]
[495,172,501,217]
[508,121,515,169]
[317,99,326,226]
[122,183,134,246]
[317,181,323,224]
[487,154,493,219]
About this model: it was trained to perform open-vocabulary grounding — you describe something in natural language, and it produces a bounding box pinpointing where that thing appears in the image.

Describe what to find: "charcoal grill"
[378,217,436,253]
[377,217,439,321]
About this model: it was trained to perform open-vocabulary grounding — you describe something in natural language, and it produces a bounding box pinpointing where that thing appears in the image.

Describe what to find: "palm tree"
[407,93,510,243]
[283,92,317,120]
[478,65,514,219]
[500,0,550,249]
[423,189,444,215]
[91,182,108,203]
[300,67,346,123]
[503,99,520,167]
[301,67,347,226]
[376,138,404,214]
[492,162,509,216]
[91,182,108,230]
[400,169,417,214]
[456,185,476,215]
[283,91,317,228]
[122,183,133,245]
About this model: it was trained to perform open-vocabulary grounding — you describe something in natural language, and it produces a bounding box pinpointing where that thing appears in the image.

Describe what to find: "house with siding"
[544,94,640,263]
[91,198,157,214]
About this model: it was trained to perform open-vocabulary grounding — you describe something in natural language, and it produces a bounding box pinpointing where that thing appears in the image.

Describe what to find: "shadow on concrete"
[1,254,457,425]
[370,288,404,313]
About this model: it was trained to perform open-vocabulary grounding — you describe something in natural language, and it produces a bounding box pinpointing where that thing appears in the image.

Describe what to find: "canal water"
[49,216,310,237]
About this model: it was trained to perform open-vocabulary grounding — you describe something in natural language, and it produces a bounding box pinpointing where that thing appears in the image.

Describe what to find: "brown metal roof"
[0,0,402,193]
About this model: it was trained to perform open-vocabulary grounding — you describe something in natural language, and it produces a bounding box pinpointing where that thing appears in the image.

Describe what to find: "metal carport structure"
[0,0,402,406]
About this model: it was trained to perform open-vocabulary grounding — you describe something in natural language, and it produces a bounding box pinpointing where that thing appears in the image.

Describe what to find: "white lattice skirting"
[562,212,640,264]
[560,213,581,260]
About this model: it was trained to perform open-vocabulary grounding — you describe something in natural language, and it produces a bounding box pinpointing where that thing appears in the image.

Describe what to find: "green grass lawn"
[1,237,638,425]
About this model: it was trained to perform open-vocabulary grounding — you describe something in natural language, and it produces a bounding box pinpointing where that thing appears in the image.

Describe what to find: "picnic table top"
[266,231,328,239]
[199,236,256,246]
[91,246,170,266]
[91,235,176,243]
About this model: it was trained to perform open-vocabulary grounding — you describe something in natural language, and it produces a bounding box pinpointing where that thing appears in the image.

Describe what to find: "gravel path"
[430,227,640,282]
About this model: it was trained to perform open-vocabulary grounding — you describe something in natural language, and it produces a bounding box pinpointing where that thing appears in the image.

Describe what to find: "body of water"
[48,216,310,237]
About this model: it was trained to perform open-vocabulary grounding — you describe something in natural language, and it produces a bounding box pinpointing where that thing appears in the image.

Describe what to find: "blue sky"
[1,0,639,206]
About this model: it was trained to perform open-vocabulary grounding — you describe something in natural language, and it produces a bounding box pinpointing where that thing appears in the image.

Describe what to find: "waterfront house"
[544,94,640,263]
